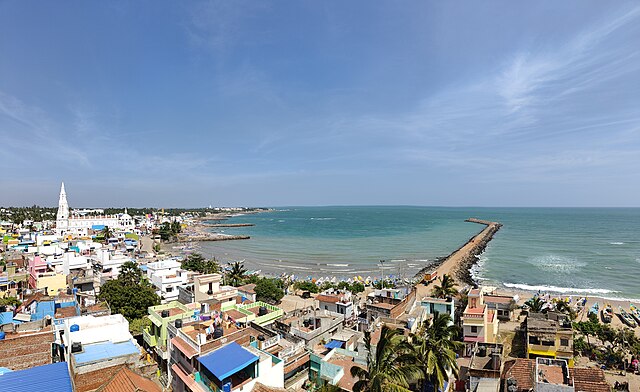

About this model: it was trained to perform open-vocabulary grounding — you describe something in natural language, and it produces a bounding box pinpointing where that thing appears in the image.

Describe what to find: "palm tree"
[227,262,247,287]
[431,274,457,299]
[351,326,421,392]
[101,226,113,242]
[525,296,545,313]
[412,313,462,391]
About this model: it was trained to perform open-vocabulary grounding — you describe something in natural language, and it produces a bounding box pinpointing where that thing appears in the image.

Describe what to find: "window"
[560,338,569,347]
[542,340,554,346]
[471,326,478,333]
[325,305,328,310]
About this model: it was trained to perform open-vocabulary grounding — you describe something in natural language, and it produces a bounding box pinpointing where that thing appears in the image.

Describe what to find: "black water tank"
[71,342,83,353]
[258,335,265,341]
[175,319,183,328]
[258,306,268,316]
[66,288,72,295]
[161,310,170,318]
[213,327,224,339]
[0,306,6,313]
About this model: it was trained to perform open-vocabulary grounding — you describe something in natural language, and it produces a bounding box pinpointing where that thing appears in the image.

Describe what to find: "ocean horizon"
[198,206,640,301]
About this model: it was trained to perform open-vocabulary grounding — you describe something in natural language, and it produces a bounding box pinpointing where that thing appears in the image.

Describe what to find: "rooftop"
[74,340,139,365]
[198,342,258,381]
[0,362,72,392]
[96,366,161,392]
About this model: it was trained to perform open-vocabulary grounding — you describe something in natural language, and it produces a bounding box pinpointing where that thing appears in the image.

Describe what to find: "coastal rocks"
[413,219,502,286]
[455,222,501,285]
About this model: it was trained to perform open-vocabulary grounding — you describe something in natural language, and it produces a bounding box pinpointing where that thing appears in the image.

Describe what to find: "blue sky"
[1,1,639,207]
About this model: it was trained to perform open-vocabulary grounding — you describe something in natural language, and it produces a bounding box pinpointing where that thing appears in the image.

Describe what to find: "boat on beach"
[619,307,638,328]
[602,304,613,323]
[630,304,640,324]
[588,302,599,317]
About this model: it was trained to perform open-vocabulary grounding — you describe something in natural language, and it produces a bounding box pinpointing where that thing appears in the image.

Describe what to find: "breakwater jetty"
[177,234,250,242]
[414,218,502,286]
[204,223,255,228]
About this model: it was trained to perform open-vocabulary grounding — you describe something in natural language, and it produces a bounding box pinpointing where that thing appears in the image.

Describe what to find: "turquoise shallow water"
[199,207,640,300]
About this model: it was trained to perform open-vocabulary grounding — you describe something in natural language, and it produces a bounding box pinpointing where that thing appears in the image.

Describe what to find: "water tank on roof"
[72,288,78,295]
[71,342,82,353]
[66,288,72,295]
[0,331,5,340]
[161,310,170,318]
[257,335,265,341]
[258,306,268,316]
[175,319,183,328]
[213,327,223,339]
[70,324,80,332]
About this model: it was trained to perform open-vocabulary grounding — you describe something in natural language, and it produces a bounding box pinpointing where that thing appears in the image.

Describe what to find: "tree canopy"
[98,261,160,321]
[255,278,285,304]
[181,253,220,274]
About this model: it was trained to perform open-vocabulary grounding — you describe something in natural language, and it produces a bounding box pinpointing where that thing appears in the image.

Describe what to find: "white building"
[92,249,133,279]
[146,259,189,303]
[55,182,134,237]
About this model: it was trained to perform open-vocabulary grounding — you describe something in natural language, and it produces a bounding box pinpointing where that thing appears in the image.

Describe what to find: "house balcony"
[143,327,158,347]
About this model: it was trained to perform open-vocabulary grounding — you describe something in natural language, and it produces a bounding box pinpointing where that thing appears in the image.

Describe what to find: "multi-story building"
[462,288,499,356]
[143,301,196,376]
[525,312,574,366]
[146,259,189,303]
[316,291,355,319]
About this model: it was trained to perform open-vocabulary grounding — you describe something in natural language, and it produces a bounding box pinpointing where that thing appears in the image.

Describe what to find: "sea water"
[199,206,640,300]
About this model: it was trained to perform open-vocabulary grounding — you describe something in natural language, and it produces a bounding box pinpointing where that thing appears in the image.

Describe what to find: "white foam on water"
[609,242,624,245]
[503,282,617,295]
[326,263,349,267]
[310,217,335,220]
[528,254,585,273]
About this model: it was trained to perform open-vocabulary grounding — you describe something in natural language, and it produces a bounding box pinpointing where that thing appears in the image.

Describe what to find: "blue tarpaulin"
[198,342,258,381]
[324,340,344,350]
[0,361,72,391]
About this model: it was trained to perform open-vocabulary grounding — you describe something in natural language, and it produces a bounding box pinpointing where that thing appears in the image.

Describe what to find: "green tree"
[255,278,285,304]
[349,282,365,294]
[412,313,462,391]
[431,274,457,299]
[525,296,545,313]
[181,253,220,274]
[101,226,113,241]
[351,326,421,392]
[129,317,151,336]
[0,296,21,307]
[227,262,247,287]
[98,262,160,321]
[294,281,320,294]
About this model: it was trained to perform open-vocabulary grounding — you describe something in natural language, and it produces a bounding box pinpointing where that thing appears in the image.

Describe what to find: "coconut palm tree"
[227,261,247,287]
[412,312,462,391]
[431,274,457,299]
[101,226,113,243]
[525,296,545,313]
[351,326,422,392]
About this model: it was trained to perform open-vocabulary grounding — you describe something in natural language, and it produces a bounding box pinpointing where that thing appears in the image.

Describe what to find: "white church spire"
[56,182,70,236]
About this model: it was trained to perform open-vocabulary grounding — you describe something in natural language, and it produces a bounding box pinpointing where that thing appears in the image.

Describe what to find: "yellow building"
[34,272,68,296]
[525,312,574,367]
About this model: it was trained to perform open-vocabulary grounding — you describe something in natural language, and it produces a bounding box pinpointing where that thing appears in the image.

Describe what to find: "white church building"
[55,182,134,237]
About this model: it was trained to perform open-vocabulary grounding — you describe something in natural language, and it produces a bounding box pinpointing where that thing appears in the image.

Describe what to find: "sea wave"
[528,254,585,273]
[609,242,624,245]
[326,263,350,267]
[310,217,336,220]
[503,283,617,294]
